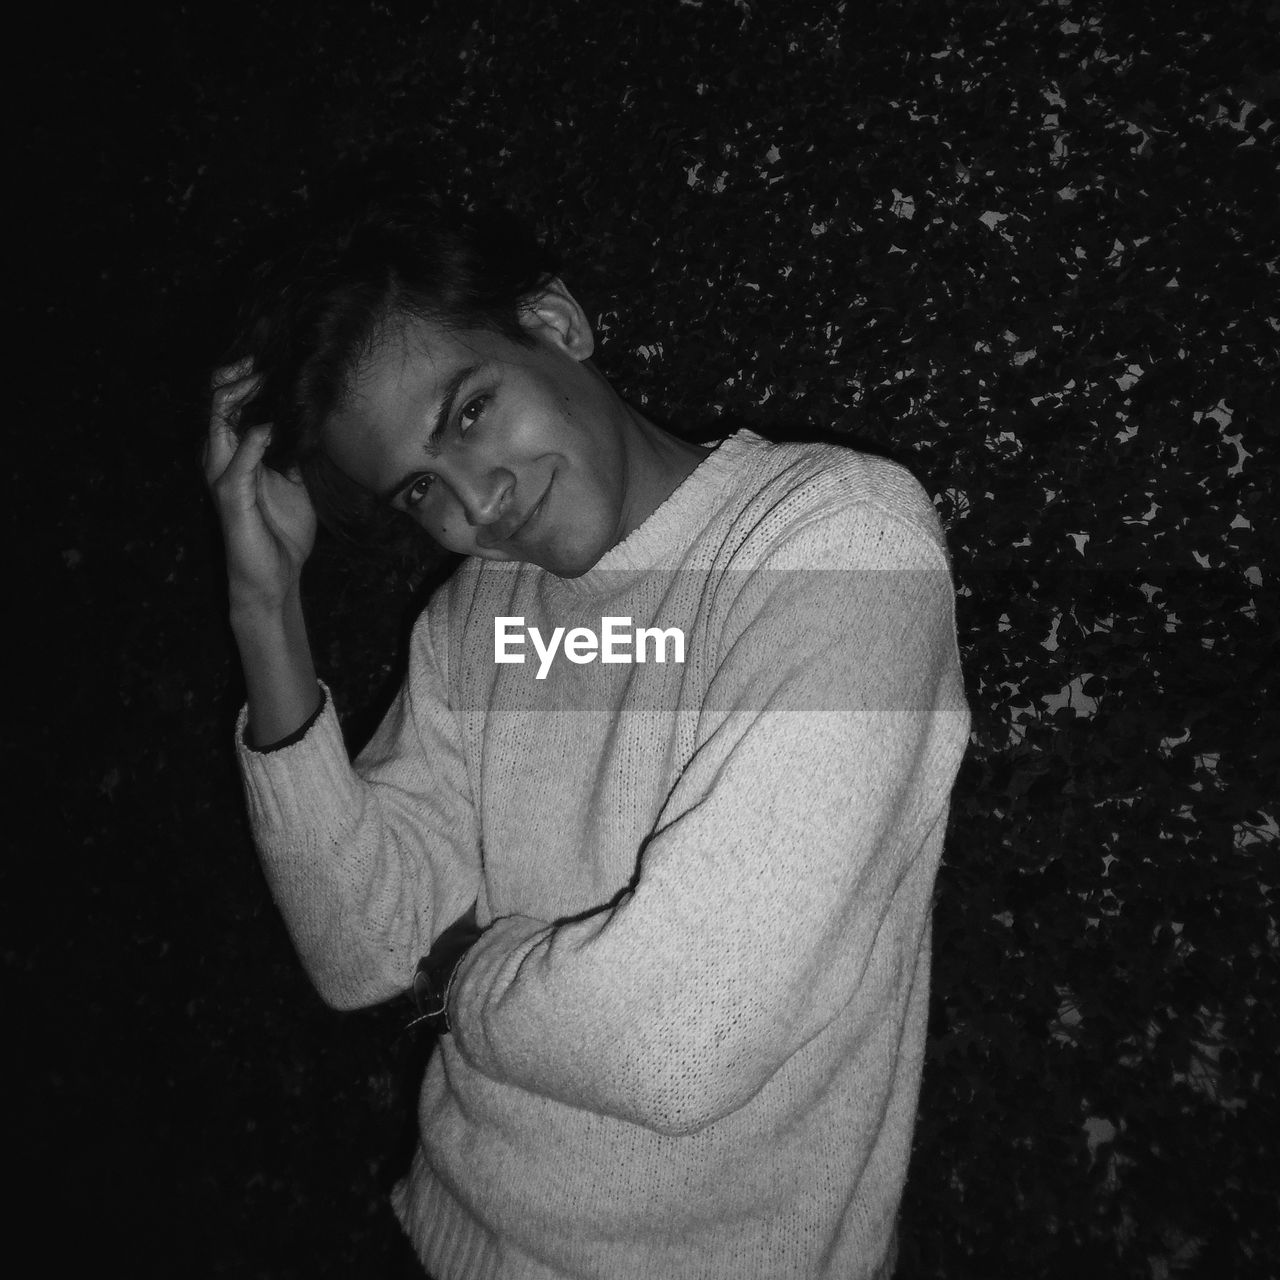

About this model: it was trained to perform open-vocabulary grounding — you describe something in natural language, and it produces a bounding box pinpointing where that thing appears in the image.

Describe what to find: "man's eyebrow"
[380,361,482,503]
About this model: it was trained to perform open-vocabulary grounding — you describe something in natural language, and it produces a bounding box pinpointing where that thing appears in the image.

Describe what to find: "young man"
[206,196,969,1279]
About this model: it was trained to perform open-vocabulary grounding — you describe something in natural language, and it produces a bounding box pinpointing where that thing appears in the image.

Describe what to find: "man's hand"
[204,358,317,618]
[204,358,322,747]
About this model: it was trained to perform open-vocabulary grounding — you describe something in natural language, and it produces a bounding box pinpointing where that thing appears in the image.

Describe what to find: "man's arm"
[207,361,481,1012]
[204,360,323,747]
[238,602,484,1010]
[447,503,970,1133]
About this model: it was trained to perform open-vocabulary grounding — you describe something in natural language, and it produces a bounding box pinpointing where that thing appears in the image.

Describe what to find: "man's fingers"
[227,424,273,482]
[206,365,264,483]
[205,402,241,482]
[208,420,272,494]
[205,415,233,484]
[211,356,255,392]
[211,371,262,426]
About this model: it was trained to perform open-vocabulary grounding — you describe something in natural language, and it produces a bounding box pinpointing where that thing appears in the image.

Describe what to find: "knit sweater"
[237,429,970,1280]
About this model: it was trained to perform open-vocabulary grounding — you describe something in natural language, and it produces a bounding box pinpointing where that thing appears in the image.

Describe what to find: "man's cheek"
[435,522,476,554]
[418,510,465,554]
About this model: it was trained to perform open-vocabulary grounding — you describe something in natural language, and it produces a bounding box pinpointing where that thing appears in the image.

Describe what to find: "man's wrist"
[412,909,484,1037]
[243,687,327,753]
[229,585,305,638]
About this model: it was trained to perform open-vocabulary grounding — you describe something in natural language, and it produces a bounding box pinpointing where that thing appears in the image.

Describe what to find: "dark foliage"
[19,0,1276,1275]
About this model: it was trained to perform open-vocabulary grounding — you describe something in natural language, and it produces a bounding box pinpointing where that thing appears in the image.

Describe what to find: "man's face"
[322,285,645,578]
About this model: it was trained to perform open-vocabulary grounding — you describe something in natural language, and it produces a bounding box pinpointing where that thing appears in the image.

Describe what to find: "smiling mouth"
[479,474,554,549]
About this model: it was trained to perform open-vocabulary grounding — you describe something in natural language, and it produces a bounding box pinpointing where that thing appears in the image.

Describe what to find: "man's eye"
[404,476,434,508]
[459,395,489,431]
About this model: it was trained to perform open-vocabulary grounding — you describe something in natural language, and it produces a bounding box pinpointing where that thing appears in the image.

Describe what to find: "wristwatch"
[410,907,483,1037]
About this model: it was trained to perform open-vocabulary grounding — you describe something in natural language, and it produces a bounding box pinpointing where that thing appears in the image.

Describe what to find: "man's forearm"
[232,589,322,748]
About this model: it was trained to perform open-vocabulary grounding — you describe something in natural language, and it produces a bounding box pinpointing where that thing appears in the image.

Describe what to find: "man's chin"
[537,539,602,579]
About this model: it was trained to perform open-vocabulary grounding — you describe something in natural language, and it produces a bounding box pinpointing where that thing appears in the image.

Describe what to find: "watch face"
[408,917,482,1036]
[408,955,445,1032]
[412,954,434,1013]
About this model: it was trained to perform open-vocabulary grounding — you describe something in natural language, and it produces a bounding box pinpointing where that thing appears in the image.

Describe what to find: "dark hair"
[232,191,561,549]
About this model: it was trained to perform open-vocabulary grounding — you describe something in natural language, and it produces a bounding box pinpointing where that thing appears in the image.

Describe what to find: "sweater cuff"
[235,681,359,833]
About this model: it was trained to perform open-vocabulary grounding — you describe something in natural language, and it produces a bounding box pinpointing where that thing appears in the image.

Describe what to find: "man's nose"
[453,467,516,528]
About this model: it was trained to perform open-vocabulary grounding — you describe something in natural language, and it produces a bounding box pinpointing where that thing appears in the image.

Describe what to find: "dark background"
[18,1,1276,1275]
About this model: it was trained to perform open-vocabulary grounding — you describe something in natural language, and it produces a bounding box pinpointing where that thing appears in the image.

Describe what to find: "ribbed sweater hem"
[390,1151,902,1280]
[392,1150,506,1280]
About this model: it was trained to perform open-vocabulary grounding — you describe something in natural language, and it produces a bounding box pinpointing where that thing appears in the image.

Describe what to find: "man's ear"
[518,278,595,361]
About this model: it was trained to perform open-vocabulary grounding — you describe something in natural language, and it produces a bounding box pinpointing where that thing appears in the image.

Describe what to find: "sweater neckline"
[555,429,762,594]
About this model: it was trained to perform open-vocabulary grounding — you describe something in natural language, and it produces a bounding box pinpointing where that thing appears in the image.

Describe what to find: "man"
[206,194,969,1279]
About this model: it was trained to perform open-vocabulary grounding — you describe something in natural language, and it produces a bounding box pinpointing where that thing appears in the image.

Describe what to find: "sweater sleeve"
[449,495,970,1134]
[236,598,483,1011]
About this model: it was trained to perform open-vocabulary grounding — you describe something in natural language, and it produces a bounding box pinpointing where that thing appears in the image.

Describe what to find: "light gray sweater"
[237,430,970,1279]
